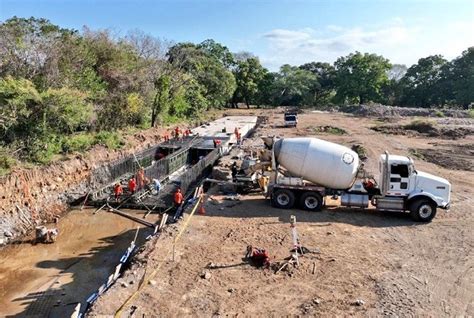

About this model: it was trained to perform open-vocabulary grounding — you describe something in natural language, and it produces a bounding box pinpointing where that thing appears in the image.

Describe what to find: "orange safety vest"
[174,191,183,205]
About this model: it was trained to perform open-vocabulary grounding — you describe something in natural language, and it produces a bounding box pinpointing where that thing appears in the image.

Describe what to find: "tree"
[450,47,474,108]
[334,52,391,104]
[167,41,236,109]
[232,57,268,108]
[41,88,93,134]
[0,76,42,143]
[271,64,318,106]
[198,39,235,68]
[151,75,171,127]
[0,17,76,88]
[399,55,448,107]
[299,62,336,105]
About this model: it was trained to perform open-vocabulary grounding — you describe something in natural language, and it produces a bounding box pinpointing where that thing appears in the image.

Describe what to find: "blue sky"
[1,0,473,70]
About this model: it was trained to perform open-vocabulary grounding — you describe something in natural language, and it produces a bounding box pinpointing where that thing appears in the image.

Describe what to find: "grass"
[351,144,368,160]
[313,125,347,135]
[0,149,16,176]
[469,109,474,119]
[94,131,124,150]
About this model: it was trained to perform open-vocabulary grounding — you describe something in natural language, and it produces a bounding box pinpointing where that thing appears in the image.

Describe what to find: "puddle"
[0,208,159,317]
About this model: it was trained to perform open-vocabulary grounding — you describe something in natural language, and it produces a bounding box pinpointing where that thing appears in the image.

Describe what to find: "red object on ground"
[250,247,270,267]
[174,189,184,205]
[128,178,137,194]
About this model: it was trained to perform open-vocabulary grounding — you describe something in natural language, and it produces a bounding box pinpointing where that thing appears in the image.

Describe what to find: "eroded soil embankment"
[0,128,166,245]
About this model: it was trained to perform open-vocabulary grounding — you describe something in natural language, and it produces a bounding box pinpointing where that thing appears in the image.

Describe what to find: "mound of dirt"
[371,121,474,139]
[334,104,471,118]
[410,144,474,171]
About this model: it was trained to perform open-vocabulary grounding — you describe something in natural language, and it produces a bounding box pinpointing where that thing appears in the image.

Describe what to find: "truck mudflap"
[440,202,450,210]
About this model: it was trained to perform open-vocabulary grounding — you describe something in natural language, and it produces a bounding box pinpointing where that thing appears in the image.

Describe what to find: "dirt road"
[90,109,473,316]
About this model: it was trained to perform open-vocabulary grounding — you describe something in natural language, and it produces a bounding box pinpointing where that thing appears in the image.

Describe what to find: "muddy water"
[0,208,158,317]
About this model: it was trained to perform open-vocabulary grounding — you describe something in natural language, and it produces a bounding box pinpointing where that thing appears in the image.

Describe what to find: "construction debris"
[245,245,270,268]
[35,226,58,244]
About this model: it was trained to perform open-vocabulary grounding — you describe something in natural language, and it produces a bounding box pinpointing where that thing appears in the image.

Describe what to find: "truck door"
[388,164,410,195]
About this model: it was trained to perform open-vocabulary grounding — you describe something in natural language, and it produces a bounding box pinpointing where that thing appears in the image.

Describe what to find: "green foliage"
[0,76,42,142]
[151,75,171,126]
[28,133,63,164]
[270,64,318,106]
[232,57,268,108]
[450,47,474,108]
[94,131,124,150]
[434,110,445,117]
[299,62,336,105]
[334,52,391,104]
[469,109,474,119]
[313,126,347,135]
[0,16,472,172]
[41,88,93,133]
[62,133,95,153]
[0,147,16,176]
[399,55,448,107]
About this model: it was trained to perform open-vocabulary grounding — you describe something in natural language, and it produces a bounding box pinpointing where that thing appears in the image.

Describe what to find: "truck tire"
[409,199,437,222]
[272,189,295,209]
[300,192,323,211]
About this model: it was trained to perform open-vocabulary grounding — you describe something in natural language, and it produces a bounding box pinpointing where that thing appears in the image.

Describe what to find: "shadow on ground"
[205,194,422,228]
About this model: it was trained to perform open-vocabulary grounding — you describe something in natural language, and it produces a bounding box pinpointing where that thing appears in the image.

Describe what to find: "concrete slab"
[192,116,258,141]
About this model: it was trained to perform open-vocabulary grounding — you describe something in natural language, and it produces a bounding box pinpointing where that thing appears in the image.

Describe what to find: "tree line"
[0,17,473,168]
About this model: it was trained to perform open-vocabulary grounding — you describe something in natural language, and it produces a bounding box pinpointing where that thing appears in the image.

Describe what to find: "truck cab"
[376,153,451,221]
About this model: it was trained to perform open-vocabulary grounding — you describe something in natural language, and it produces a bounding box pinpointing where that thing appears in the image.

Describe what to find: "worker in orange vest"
[174,127,181,139]
[113,183,123,201]
[173,188,184,208]
[137,168,146,190]
[128,177,137,194]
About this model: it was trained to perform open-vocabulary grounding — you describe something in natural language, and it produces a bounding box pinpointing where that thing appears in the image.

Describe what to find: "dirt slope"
[89,109,474,317]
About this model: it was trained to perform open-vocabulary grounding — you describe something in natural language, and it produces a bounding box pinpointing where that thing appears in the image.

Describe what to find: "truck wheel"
[410,199,437,222]
[272,189,295,209]
[300,192,323,211]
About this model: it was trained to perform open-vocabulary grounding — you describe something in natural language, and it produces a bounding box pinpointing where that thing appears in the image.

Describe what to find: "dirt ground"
[90,109,474,317]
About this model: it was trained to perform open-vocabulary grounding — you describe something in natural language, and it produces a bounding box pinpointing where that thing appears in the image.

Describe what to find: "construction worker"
[231,162,238,182]
[137,168,145,190]
[174,127,181,140]
[153,178,161,193]
[114,183,123,201]
[173,188,184,208]
[128,177,137,194]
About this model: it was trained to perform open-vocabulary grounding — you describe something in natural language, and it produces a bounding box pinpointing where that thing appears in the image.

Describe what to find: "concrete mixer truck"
[257,137,451,222]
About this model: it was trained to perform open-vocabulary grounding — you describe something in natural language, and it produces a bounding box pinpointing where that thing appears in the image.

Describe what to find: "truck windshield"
[285,115,296,121]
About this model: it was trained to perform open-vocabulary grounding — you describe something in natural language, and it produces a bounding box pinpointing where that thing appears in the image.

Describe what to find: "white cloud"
[260,19,474,71]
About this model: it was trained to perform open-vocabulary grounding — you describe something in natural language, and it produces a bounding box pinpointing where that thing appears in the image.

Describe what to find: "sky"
[1,0,473,70]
